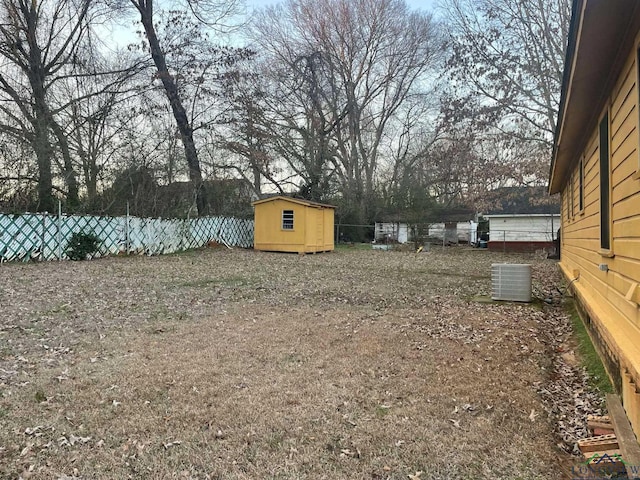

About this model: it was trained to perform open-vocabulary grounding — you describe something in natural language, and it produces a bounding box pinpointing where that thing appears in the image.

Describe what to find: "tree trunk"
[135,0,208,215]
[33,122,56,213]
[50,119,80,208]
[24,4,55,212]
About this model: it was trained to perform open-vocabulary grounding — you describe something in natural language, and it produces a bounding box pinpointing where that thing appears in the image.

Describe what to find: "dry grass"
[0,247,580,479]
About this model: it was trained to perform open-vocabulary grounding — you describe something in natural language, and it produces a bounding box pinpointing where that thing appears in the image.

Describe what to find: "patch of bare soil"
[0,247,602,479]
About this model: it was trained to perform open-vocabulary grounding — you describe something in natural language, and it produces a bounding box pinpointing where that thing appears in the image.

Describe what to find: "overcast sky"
[245,0,438,14]
[106,0,439,50]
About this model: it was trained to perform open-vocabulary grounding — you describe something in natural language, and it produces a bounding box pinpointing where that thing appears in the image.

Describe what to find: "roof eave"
[251,195,336,209]
[550,0,640,194]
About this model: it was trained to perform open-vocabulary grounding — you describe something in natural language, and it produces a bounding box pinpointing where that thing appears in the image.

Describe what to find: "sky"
[105,0,439,51]
[246,0,438,13]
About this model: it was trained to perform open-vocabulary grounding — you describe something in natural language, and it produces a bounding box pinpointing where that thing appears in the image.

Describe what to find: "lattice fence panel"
[0,214,48,261]
[0,213,254,262]
[60,215,126,258]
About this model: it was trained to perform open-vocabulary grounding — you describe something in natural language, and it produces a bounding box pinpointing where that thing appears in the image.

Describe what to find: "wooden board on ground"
[585,451,627,475]
[577,434,618,453]
[583,448,623,460]
[606,393,640,480]
[587,415,612,430]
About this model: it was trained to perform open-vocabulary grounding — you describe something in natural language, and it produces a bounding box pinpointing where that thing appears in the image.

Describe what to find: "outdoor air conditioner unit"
[491,264,532,302]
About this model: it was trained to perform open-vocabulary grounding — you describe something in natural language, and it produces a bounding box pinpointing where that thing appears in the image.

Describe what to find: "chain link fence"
[338,221,558,255]
[0,209,254,262]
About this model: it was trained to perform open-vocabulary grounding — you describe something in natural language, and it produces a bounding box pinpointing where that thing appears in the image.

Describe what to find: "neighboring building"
[374,220,478,245]
[550,1,640,434]
[481,186,561,216]
[485,214,560,252]
[427,221,478,244]
[480,186,560,252]
[374,222,409,244]
[252,196,335,253]
[158,179,258,218]
[101,171,258,218]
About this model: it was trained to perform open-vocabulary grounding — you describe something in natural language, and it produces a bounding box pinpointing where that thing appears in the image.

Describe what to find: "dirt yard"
[0,246,602,479]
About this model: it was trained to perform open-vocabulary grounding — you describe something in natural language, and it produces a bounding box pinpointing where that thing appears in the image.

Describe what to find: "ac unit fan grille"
[491,264,532,302]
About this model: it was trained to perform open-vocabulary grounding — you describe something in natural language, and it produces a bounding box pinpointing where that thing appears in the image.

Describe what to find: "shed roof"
[251,195,336,209]
[549,0,640,194]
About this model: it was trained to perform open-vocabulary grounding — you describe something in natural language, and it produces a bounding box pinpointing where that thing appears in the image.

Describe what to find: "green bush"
[66,232,101,261]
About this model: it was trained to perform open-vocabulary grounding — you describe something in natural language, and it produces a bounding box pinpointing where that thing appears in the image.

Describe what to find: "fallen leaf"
[24,426,44,436]
[163,440,181,449]
[20,443,33,456]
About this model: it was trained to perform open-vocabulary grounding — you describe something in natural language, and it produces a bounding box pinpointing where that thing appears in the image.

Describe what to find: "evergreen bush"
[66,232,101,260]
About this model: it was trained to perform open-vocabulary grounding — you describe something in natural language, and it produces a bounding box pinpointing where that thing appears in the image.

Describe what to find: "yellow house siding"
[563,132,600,253]
[558,37,640,433]
[610,58,635,132]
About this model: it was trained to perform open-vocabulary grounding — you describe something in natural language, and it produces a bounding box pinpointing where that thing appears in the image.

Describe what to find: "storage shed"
[252,196,335,253]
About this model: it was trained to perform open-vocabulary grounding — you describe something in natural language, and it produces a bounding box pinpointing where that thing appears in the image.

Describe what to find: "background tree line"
[0,0,569,227]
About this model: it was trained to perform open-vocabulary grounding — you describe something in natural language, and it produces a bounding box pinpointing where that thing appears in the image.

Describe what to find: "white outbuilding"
[485,214,560,252]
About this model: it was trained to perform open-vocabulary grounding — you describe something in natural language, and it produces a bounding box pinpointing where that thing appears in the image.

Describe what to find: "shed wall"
[253,198,334,253]
[323,208,335,250]
[254,199,306,252]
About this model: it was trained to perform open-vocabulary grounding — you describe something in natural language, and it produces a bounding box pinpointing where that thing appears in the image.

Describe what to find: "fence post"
[503,230,506,253]
[40,212,46,261]
[126,201,130,255]
[57,200,62,261]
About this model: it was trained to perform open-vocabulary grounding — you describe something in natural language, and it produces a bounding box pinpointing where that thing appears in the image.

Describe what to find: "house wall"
[559,34,640,434]
[425,222,476,243]
[375,223,409,243]
[458,221,478,244]
[488,216,559,242]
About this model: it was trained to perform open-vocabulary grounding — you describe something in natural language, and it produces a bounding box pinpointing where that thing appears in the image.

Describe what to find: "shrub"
[66,232,101,261]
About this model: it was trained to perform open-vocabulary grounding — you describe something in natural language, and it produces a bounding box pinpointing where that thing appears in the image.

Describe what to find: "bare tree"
[0,0,102,211]
[128,0,244,215]
[442,0,571,149]
[60,64,143,205]
[217,64,275,197]
[253,0,444,222]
